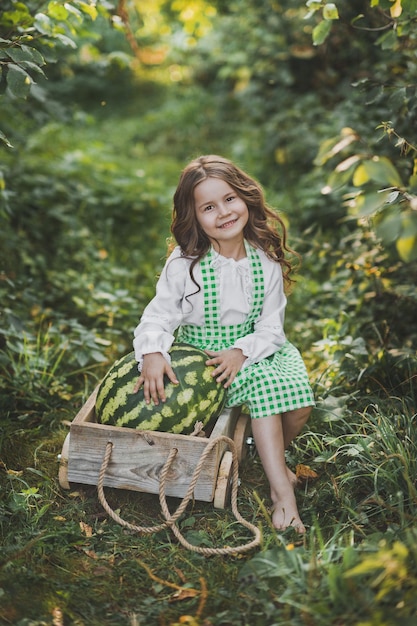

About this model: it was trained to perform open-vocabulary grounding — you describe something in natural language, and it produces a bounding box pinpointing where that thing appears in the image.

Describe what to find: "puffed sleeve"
[232,259,287,366]
[133,248,189,369]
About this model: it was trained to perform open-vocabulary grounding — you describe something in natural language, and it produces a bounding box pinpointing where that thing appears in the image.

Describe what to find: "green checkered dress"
[177,241,315,418]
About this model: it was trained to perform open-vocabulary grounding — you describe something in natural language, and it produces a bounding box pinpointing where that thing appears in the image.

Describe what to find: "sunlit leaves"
[0,0,103,146]
[344,540,410,602]
[305,1,339,45]
[390,0,403,17]
[352,157,403,187]
[322,2,339,19]
[314,128,359,166]
[395,212,417,261]
[312,19,332,45]
[1,3,33,28]
[172,0,216,38]
[314,119,417,262]
[47,1,70,21]
[306,0,417,47]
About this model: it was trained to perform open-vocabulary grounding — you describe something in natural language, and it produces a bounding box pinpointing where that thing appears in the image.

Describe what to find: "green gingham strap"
[201,240,264,333]
[201,247,221,330]
[244,241,264,326]
[176,241,265,348]
[206,241,263,325]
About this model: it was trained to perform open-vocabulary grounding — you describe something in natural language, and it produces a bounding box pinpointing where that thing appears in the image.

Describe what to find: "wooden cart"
[59,386,251,509]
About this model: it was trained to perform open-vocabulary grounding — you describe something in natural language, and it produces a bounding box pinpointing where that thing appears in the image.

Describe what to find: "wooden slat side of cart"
[59,385,251,508]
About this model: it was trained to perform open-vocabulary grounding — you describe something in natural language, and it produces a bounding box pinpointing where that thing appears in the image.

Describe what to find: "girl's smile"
[194,177,249,255]
[219,218,238,229]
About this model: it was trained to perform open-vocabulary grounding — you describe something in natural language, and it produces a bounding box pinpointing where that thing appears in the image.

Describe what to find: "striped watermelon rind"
[95,343,227,435]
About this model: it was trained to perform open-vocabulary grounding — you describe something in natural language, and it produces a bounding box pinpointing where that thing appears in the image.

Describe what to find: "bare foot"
[271,486,306,534]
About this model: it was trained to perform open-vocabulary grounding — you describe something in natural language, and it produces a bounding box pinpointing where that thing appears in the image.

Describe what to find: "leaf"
[354,190,392,217]
[323,3,339,20]
[238,548,293,582]
[34,12,53,35]
[295,464,318,480]
[335,154,361,172]
[75,1,99,21]
[396,213,417,261]
[6,469,23,476]
[375,210,402,243]
[353,164,370,186]
[400,212,417,238]
[79,521,93,537]
[5,64,32,98]
[313,19,332,46]
[47,2,69,21]
[402,0,417,11]
[390,0,403,17]
[396,235,417,262]
[0,130,13,148]
[353,157,402,187]
[176,616,200,625]
[54,33,78,48]
[14,61,46,77]
[376,29,398,50]
[314,128,358,166]
[306,0,323,9]
[169,588,200,603]
[5,45,45,65]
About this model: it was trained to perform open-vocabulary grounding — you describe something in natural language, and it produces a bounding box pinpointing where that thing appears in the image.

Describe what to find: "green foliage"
[305,0,417,45]
[1,0,417,624]
[238,530,417,624]
[0,0,109,145]
[303,0,417,261]
[314,125,417,262]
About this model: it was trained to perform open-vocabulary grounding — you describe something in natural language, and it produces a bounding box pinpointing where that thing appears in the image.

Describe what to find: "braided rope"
[97,436,261,556]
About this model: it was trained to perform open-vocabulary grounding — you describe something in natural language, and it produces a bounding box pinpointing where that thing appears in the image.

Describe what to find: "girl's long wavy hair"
[170,154,299,292]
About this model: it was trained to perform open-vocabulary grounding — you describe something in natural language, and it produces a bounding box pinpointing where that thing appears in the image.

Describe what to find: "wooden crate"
[59,386,251,508]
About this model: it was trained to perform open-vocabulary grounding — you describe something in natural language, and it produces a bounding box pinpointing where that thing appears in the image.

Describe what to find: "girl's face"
[194,177,249,252]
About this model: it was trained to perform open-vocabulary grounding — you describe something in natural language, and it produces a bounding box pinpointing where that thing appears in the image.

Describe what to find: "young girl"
[133,155,315,533]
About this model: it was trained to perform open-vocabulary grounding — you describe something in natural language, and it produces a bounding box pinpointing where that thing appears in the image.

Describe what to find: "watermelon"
[95,343,227,435]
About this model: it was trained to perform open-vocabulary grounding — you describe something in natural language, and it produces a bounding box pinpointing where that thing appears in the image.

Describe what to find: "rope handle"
[97,435,261,556]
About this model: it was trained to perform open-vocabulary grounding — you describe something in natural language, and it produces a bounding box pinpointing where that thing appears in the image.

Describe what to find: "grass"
[1,386,417,625]
[2,80,417,626]
[1,326,417,625]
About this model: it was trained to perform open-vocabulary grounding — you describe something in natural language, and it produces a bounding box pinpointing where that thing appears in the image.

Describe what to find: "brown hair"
[170,155,298,290]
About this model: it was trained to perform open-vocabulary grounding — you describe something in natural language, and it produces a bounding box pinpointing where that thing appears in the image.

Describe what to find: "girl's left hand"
[205,348,246,388]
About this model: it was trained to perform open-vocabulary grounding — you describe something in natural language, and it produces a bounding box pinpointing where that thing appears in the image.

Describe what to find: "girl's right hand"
[133,352,179,405]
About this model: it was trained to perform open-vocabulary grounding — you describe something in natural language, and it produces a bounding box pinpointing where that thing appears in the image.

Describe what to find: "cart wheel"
[58,433,70,490]
[233,413,251,463]
[213,451,234,509]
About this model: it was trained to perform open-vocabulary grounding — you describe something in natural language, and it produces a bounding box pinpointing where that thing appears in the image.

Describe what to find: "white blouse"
[133,245,287,369]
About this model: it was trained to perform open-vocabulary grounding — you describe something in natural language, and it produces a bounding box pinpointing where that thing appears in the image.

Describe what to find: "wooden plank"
[68,422,220,500]
[210,406,241,440]
[72,385,99,425]
[67,387,242,502]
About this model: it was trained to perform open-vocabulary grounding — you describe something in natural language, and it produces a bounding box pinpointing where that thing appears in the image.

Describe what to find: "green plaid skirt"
[177,242,315,418]
[225,339,314,418]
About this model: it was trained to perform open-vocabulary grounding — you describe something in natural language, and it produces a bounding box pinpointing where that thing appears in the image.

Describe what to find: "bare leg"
[282,407,312,486]
[251,414,306,533]
[282,407,312,449]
